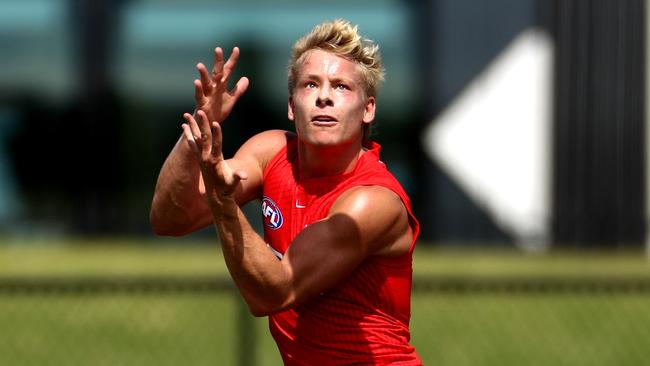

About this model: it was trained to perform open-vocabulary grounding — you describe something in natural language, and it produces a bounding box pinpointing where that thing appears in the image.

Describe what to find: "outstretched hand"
[195,47,250,124]
[182,110,248,201]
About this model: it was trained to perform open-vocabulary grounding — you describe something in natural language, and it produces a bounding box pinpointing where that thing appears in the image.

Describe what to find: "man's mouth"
[311,115,338,125]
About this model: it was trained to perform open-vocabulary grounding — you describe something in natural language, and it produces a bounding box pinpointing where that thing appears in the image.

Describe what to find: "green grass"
[0,295,241,366]
[413,245,650,278]
[411,293,650,366]
[1,237,650,365]
[2,236,649,278]
[0,236,230,277]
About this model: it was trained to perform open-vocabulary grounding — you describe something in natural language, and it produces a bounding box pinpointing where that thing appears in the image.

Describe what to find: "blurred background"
[0,0,647,249]
[0,0,649,365]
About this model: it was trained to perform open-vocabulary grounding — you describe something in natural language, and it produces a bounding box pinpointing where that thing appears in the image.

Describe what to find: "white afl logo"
[262,197,283,230]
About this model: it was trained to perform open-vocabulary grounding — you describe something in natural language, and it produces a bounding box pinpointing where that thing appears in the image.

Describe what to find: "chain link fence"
[2,275,650,365]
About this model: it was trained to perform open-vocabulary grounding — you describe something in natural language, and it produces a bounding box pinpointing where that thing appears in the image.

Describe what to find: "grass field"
[1,237,650,365]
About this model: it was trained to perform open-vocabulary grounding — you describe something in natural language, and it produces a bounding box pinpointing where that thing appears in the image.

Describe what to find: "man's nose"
[316,87,334,107]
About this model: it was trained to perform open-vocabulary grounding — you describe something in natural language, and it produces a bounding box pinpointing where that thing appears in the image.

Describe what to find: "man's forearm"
[151,136,207,235]
[212,196,288,316]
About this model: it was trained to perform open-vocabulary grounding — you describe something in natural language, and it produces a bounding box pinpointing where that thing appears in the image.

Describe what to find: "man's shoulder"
[236,129,295,165]
[249,129,295,147]
[330,185,412,256]
[332,185,405,220]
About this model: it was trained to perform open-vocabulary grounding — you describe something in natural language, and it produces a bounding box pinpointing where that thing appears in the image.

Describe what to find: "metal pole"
[236,295,257,366]
[68,0,122,233]
[646,0,650,256]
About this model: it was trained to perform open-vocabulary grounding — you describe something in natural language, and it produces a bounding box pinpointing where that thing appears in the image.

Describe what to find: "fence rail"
[2,275,650,366]
[2,275,650,294]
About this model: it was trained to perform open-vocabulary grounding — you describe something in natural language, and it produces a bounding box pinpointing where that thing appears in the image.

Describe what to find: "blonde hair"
[287,19,385,98]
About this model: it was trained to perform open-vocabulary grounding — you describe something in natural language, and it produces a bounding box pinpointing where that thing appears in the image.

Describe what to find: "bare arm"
[187,110,413,316]
[150,134,210,236]
[220,185,413,316]
[150,47,249,236]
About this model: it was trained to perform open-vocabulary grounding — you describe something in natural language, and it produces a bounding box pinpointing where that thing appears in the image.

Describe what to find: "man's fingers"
[196,110,212,135]
[196,111,215,161]
[197,63,213,95]
[181,123,199,152]
[221,46,240,83]
[234,169,249,181]
[211,121,223,158]
[211,47,225,81]
[183,113,202,143]
[230,76,250,101]
[194,80,205,104]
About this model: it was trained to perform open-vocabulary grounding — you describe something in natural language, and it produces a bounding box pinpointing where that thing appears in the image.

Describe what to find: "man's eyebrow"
[302,74,321,80]
[300,74,357,84]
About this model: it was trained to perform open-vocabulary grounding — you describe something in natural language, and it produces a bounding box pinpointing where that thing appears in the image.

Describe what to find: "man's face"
[288,49,375,147]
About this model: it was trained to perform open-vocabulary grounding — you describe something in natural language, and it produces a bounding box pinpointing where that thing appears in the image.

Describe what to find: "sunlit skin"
[289,49,376,178]
[151,46,412,315]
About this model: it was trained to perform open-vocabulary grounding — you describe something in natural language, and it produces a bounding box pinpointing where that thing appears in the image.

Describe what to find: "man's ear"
[362,96,376,124]
[288,95,295,121]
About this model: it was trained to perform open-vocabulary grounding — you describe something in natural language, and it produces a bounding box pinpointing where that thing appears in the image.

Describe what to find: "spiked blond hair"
[287,19,385,98]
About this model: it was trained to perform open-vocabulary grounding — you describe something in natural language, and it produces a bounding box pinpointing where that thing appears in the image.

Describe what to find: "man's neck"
[296,140,364,180]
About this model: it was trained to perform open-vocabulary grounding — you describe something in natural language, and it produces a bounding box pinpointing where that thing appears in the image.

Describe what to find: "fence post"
[236,294,257,366]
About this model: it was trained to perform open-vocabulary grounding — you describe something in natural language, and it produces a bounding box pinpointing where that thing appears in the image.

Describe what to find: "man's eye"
[336,84,348,90]
[306,82,317,88]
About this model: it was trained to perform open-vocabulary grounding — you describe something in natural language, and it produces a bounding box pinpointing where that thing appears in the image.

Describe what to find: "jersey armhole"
[262,134,297,180]
[346,181,420,255]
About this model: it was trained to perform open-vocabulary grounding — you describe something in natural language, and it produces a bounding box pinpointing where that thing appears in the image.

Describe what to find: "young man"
[151,19,422,365]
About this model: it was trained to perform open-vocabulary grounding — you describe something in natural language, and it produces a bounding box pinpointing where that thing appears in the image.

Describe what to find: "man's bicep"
[330,186,411,255]
[275,187,409,308]
[281,213,368,302]
[230,130,291,204]
[226,156,264,204]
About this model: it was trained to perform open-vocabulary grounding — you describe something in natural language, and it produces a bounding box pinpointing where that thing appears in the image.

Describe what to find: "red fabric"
[261,137,422,365]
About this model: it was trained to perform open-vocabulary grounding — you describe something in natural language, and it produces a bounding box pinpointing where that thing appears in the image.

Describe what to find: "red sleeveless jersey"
[261,137,422,365]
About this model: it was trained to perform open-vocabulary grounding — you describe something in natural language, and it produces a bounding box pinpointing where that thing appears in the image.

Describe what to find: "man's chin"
[299,135,360,149]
